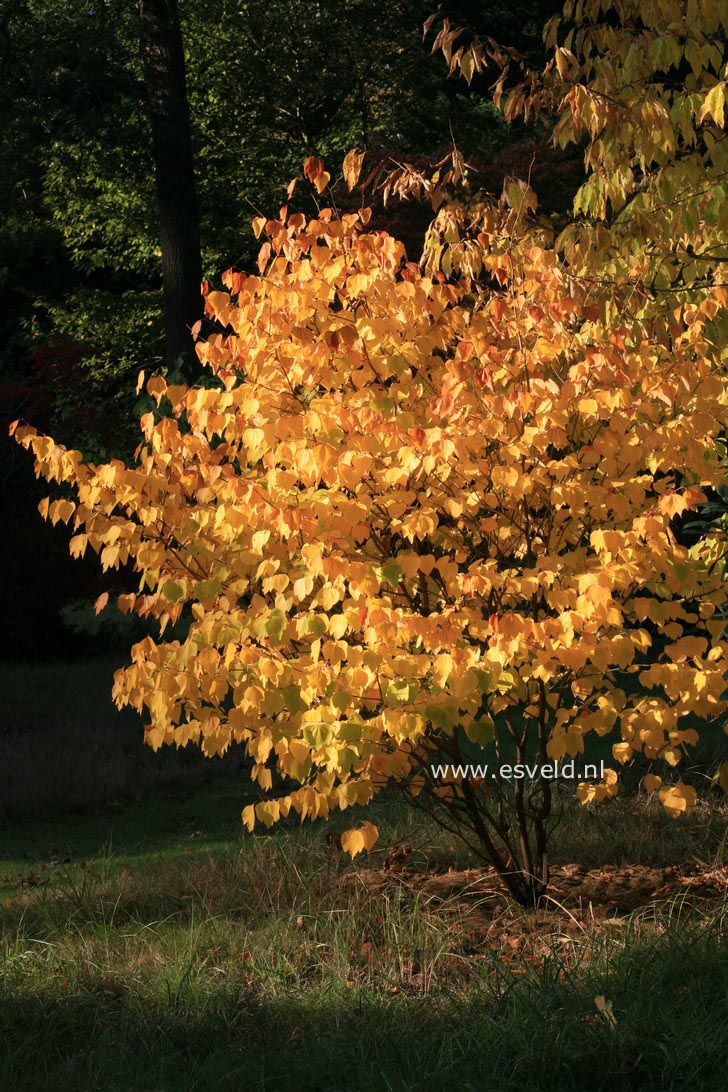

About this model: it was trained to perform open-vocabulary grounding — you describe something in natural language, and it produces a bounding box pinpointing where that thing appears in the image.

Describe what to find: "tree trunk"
[139,0,202,373]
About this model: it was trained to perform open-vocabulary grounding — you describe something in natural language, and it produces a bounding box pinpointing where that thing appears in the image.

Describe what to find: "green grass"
[2,926,727,1091]
[1,784,727,1091]
[1,657,727,1088]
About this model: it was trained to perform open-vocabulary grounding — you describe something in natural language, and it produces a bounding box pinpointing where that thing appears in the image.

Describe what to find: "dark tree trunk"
[139,0,202,373]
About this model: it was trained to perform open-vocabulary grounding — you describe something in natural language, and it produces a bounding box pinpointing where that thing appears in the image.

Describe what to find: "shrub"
[12,0,728,904]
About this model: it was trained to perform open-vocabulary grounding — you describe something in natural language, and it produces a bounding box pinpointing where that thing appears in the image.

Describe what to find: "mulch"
[345,862,728,913]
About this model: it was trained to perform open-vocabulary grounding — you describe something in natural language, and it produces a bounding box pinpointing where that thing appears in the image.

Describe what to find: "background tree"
[139,0,202,374]
[1,0,565,409]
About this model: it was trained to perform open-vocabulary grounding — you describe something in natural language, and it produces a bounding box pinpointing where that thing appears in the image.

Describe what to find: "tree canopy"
[13,0,727,904]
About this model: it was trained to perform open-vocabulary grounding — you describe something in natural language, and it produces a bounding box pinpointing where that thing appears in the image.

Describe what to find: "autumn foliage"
[12,0,728,904]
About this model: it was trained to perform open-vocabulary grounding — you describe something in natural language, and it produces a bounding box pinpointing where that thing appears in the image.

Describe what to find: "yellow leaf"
[314,170,331,195]
[699,82,726,127]
[594,996,617,1028]
[50,499,75,525]
[659,493,687,518]
[146,376,167,401]
[432,652,454,688]
[342,148,365,191]
[340,821,378,858]
[257,241,271,273]
[69,534,87,559]
[329,614,348,639]
[460,50,475,85]
[555,47,575,78]
[255,800,281,828]
[659,782,697,817]
[612,741,631,764]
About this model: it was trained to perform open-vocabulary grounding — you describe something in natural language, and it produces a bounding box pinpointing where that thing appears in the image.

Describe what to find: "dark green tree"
[140,0,202,373]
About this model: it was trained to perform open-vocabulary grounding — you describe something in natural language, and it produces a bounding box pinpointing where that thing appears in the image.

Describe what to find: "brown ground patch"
[340,863,727,989]
[345,863,728,914]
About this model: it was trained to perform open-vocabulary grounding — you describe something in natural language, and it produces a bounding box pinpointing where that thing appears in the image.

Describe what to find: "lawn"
[1,773,727,1091]
[0,659,246,820]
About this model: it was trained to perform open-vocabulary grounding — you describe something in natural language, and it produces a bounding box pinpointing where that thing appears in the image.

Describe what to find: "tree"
[12,0,728,905]
[139,0,202,372]
[0,0,563,660]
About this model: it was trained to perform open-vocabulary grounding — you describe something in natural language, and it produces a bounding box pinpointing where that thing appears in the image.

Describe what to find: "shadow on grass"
[1,928,727,1092]
[0,776,252,876]
[2,787,727,948]
[0,658,249,821]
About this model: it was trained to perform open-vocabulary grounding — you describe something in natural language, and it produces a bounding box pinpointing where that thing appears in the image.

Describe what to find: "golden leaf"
[342,148,366,191]
[340,821,378,858]
[659,782,697,817]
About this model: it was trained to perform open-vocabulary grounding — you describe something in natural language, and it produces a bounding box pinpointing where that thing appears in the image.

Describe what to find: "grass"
[0,659,246,819]
[2,921,727,1091]
[1,782,727,1091]
[1,658,727,1088]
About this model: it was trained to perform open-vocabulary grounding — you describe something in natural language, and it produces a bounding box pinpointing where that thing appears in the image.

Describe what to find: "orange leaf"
[303,156,325,183]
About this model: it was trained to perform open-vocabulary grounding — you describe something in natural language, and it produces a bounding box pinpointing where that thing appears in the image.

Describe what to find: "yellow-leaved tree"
[12,0,727,905]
